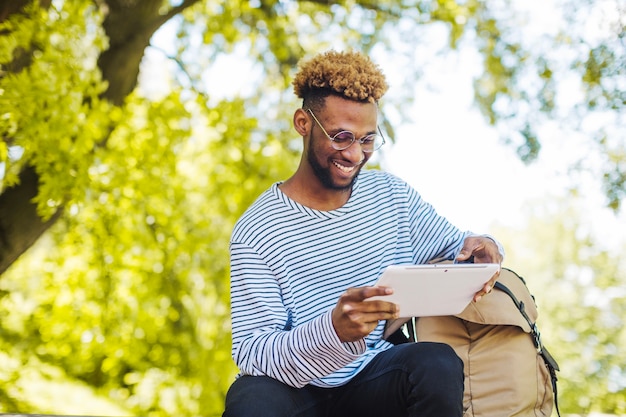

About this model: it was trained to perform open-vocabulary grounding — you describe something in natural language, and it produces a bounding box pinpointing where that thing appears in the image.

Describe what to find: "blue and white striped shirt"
[229,170,471,388]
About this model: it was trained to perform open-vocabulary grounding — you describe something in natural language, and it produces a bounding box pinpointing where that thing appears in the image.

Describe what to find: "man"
[223,50,503,417]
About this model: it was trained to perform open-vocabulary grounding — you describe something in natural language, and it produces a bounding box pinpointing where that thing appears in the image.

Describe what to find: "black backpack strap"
[494,280,561,417]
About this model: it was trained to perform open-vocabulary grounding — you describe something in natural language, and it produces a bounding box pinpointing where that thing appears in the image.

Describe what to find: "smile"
[333,160,359,173]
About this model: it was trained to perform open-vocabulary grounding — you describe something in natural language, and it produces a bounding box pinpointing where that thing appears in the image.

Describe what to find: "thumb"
[456,238,479,262]
[456,248,472,261]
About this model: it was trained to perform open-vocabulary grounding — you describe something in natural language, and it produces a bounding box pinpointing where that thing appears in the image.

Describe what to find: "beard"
[306,147,361,191]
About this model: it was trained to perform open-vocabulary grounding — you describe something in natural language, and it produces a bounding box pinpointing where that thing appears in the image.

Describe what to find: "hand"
[456,236,503,302]
[331,287,399,343]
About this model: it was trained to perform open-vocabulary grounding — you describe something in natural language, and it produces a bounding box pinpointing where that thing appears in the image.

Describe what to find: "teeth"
[333,161,355,173]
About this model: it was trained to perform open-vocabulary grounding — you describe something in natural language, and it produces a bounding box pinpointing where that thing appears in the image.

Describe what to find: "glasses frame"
[307,108,386,153]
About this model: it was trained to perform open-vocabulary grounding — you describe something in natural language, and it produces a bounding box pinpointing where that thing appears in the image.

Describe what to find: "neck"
[279,173,352,211]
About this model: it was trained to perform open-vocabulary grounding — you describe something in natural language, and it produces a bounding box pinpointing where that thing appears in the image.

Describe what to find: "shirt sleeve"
[403,183,506,263]
[404,184,471,263]
[229,241,366,388]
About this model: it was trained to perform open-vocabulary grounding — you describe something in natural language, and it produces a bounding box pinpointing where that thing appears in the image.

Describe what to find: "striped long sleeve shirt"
[229,170,471,388]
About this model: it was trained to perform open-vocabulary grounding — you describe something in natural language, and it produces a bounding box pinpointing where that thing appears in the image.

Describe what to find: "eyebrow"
[308,108,378,138]
[328,126,377,138]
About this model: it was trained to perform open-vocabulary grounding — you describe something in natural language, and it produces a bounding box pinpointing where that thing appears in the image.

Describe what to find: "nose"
[340,140,365,164]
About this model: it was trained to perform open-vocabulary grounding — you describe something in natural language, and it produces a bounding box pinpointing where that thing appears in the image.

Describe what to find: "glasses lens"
[330,131,356,150]
[361,134,384,152]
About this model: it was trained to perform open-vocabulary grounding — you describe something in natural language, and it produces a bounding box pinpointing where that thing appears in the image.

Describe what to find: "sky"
[372,2,626,252]
[380,46,571,233]
[141,0,625,254]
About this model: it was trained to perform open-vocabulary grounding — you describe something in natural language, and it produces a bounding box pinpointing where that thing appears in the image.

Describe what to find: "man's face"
[305,96,378,191]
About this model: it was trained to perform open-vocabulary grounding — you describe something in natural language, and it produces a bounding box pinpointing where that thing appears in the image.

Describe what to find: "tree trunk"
[0,166,62,274]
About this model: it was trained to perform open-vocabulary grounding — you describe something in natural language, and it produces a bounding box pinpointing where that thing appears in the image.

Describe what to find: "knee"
[401,342,464,395]
[414,342,463,379]
[403,342,464,415]
[223,376,290,417]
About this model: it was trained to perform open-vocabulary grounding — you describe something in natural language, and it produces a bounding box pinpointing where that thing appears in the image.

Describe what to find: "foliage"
[0,88,299,415]
[0,0,624,415]
[0,0,111,218]
[493,201,626,415]
[470,0,625,209]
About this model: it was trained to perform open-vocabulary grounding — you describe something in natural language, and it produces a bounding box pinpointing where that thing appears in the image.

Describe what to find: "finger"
[456,236,482,261]
[473,247,499,263]
[470,238,503,264]
[332,299,399,342]
[455,246,474,261]
[346,286,393,301]
[473,286,489,302]
[363,299,399,316]
[337,289,398,320]
[483,273,499,292]
[341,292,399,317]
[474,270,500,302]
[349,309,399,326]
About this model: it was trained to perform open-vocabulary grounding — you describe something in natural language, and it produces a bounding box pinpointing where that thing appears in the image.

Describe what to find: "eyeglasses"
[307,108,386,153]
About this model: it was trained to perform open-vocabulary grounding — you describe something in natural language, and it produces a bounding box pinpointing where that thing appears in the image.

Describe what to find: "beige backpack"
[385,267,560,417]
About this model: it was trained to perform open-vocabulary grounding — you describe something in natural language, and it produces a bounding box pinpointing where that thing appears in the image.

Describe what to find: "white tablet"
[371,263,500,317]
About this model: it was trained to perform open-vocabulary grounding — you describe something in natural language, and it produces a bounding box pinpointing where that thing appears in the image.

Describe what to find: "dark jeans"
[223,342,464,417]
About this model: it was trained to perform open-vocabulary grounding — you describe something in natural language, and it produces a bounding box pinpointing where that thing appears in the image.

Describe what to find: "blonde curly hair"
[292,50,388,107]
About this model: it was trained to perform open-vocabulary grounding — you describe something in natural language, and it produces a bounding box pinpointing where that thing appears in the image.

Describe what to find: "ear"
[293,108,310,137]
